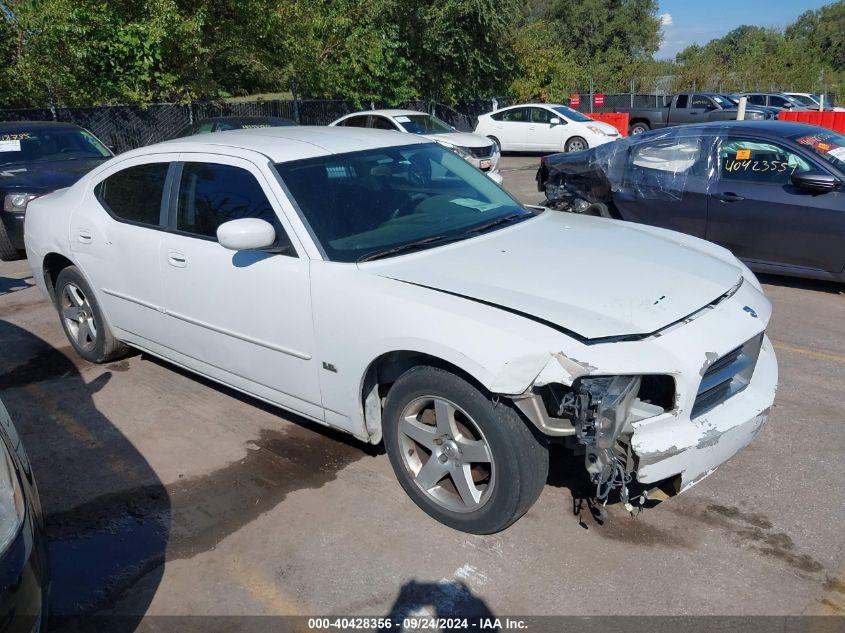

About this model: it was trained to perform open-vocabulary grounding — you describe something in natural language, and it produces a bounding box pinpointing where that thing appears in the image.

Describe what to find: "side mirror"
[217,218,277,251]
[791,171,838,193]
[549,117,562,126]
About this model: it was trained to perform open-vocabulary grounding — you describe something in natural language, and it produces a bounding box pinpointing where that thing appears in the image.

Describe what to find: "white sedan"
[475,103,620,153]
[331,109,502,183]
[24,127,776,534]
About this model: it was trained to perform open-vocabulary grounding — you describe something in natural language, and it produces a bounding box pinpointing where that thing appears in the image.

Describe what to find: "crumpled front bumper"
[631,335,778,492]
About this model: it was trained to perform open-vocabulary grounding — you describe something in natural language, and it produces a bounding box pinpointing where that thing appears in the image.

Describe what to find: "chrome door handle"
[168,250,187,267]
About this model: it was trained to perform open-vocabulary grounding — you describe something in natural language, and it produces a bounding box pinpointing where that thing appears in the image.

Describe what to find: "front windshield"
[720,95,739,105]
[710,95,732,107]
[789,94,819,107]
[0,128,111,165]
[275,143,530,263]
[552,106,593,123]
[396,115,454,135]
[790,130,845,171]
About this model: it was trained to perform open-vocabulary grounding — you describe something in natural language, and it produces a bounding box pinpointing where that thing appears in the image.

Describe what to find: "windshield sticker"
[394,116,411,122]
[0,140,22,152]
[829,147,845,161]
[735,149,751,160]
[817,142,830,151]
[0,133,31,141]
[450,198,500,212]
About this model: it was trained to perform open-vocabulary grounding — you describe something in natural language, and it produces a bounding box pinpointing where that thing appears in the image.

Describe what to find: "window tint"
[371,116,398,131]
[769,96,788,107]
[691,95,712,108]
[340,116,369,128]
[747,95,765,105]
[96,163,168,226]
[177,163,292,252]
[500,108,530,123]
[719,137,812,184]
[675,95,688,108]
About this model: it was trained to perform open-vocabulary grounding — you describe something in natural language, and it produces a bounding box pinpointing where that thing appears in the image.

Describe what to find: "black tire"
[382,366,549,534]
[487,136,501,153]
[55,266,127,363]
[564,136,588,152]
[0,222,25,262]
[630,121,650,135]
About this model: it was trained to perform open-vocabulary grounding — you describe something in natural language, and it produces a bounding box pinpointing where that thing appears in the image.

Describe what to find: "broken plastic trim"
[391,277,744,345]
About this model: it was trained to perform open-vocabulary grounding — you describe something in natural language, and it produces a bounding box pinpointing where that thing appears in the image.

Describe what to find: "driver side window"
[719,137,812,185]
[691,95,712,108]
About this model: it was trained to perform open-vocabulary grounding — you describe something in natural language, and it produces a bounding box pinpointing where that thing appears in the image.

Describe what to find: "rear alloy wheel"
[55,266,127,363]
[383,366,549,534]
[564,136,588,152]
[630,122,650,135]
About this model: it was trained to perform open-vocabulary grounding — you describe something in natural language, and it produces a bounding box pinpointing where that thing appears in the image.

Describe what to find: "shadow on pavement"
[0,275,34,297]
[758,273,843,295]
[379,580,498,631]
[0,319,169,633]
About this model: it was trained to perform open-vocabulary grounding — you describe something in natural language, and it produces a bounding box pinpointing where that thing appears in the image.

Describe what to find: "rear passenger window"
[176,163,294,254]
[340,116,369,128]
[371,116,398,131]
[96,163,168,227]
[501,108,530,123]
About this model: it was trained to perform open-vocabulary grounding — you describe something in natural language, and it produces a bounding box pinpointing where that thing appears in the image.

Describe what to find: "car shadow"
[378,580,498,631]
[758,273,844,295]
[0,319,169,633]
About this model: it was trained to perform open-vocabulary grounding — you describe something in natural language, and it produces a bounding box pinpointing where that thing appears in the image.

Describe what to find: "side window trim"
[169,157,299,256]
[163,161,184,232]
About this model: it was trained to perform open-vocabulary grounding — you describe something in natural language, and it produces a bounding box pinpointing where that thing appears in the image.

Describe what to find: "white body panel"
[474,103,619,152]
[23,126,776,491]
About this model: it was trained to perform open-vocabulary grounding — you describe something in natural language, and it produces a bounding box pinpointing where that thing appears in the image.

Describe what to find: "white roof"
[340,109,428,118]
[127,126,430,164]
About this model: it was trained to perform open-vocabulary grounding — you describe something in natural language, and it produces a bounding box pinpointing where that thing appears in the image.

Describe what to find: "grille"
[464,144,495,159]
[692,334,763,418]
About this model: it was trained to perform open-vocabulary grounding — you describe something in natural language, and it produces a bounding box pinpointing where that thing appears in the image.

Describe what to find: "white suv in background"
[331,110,502,184]
[475,104,620,153]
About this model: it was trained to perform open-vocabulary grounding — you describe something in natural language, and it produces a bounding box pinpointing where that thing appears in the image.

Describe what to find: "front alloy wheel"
[398,396,495,513]
[383,366,549,534]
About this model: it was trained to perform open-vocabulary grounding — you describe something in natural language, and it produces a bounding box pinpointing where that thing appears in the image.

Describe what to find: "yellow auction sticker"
[735,149,751,160]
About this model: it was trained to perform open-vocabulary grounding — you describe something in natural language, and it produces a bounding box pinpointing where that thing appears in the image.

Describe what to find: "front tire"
[564,136,588,152]
[55,266,127,363]
[382,366,549,534]
[0,222,24,262]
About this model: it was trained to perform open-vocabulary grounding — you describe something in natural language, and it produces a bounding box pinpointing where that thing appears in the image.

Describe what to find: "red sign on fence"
[594,93,605,107]
[570,95,580,107]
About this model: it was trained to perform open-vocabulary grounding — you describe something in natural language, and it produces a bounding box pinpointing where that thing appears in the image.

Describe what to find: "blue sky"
[657,0,831,59]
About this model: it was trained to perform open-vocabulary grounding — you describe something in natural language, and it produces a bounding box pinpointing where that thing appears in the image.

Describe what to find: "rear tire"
[0,222,24,262]
[382,366,549,534]
[630,121,650,135]
[55,266,128,363]
[564,136,588,152]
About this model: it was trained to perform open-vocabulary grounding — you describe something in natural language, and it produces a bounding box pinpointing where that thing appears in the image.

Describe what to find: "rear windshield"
[790,130,845,171]
[0,128,111,165]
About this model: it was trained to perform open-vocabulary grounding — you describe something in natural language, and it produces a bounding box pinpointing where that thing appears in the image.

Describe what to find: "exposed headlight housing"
[571,375,642,448]
[3,193,39,214]
[437,141,473,161]
[0,441,25,555]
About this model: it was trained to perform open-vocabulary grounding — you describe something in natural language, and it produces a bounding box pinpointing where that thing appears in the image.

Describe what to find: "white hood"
[365,212,743,340]
[424,132,495,149]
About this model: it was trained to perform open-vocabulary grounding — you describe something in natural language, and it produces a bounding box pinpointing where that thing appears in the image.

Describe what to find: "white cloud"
[659,13,673,26]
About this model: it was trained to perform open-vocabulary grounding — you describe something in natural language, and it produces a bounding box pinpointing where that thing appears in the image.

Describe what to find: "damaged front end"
[537,141,621,216]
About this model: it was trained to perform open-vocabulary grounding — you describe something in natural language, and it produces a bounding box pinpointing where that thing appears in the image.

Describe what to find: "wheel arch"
[42,252,76,306]
[359,349,496,444]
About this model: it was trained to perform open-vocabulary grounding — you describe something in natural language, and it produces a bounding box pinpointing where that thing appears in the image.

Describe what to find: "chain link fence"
[0,97,516,154]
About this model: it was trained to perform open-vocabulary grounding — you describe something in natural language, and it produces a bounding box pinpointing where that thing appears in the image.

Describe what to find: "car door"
[72,155,177,342]
[159,154,323,420]
[528,107,565,151]
[706,135,845,274]
[490,107,531,150]
[612,131,714,237]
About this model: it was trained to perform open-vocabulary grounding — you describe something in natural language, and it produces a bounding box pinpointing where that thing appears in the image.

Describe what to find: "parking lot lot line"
[772,340,845,364]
